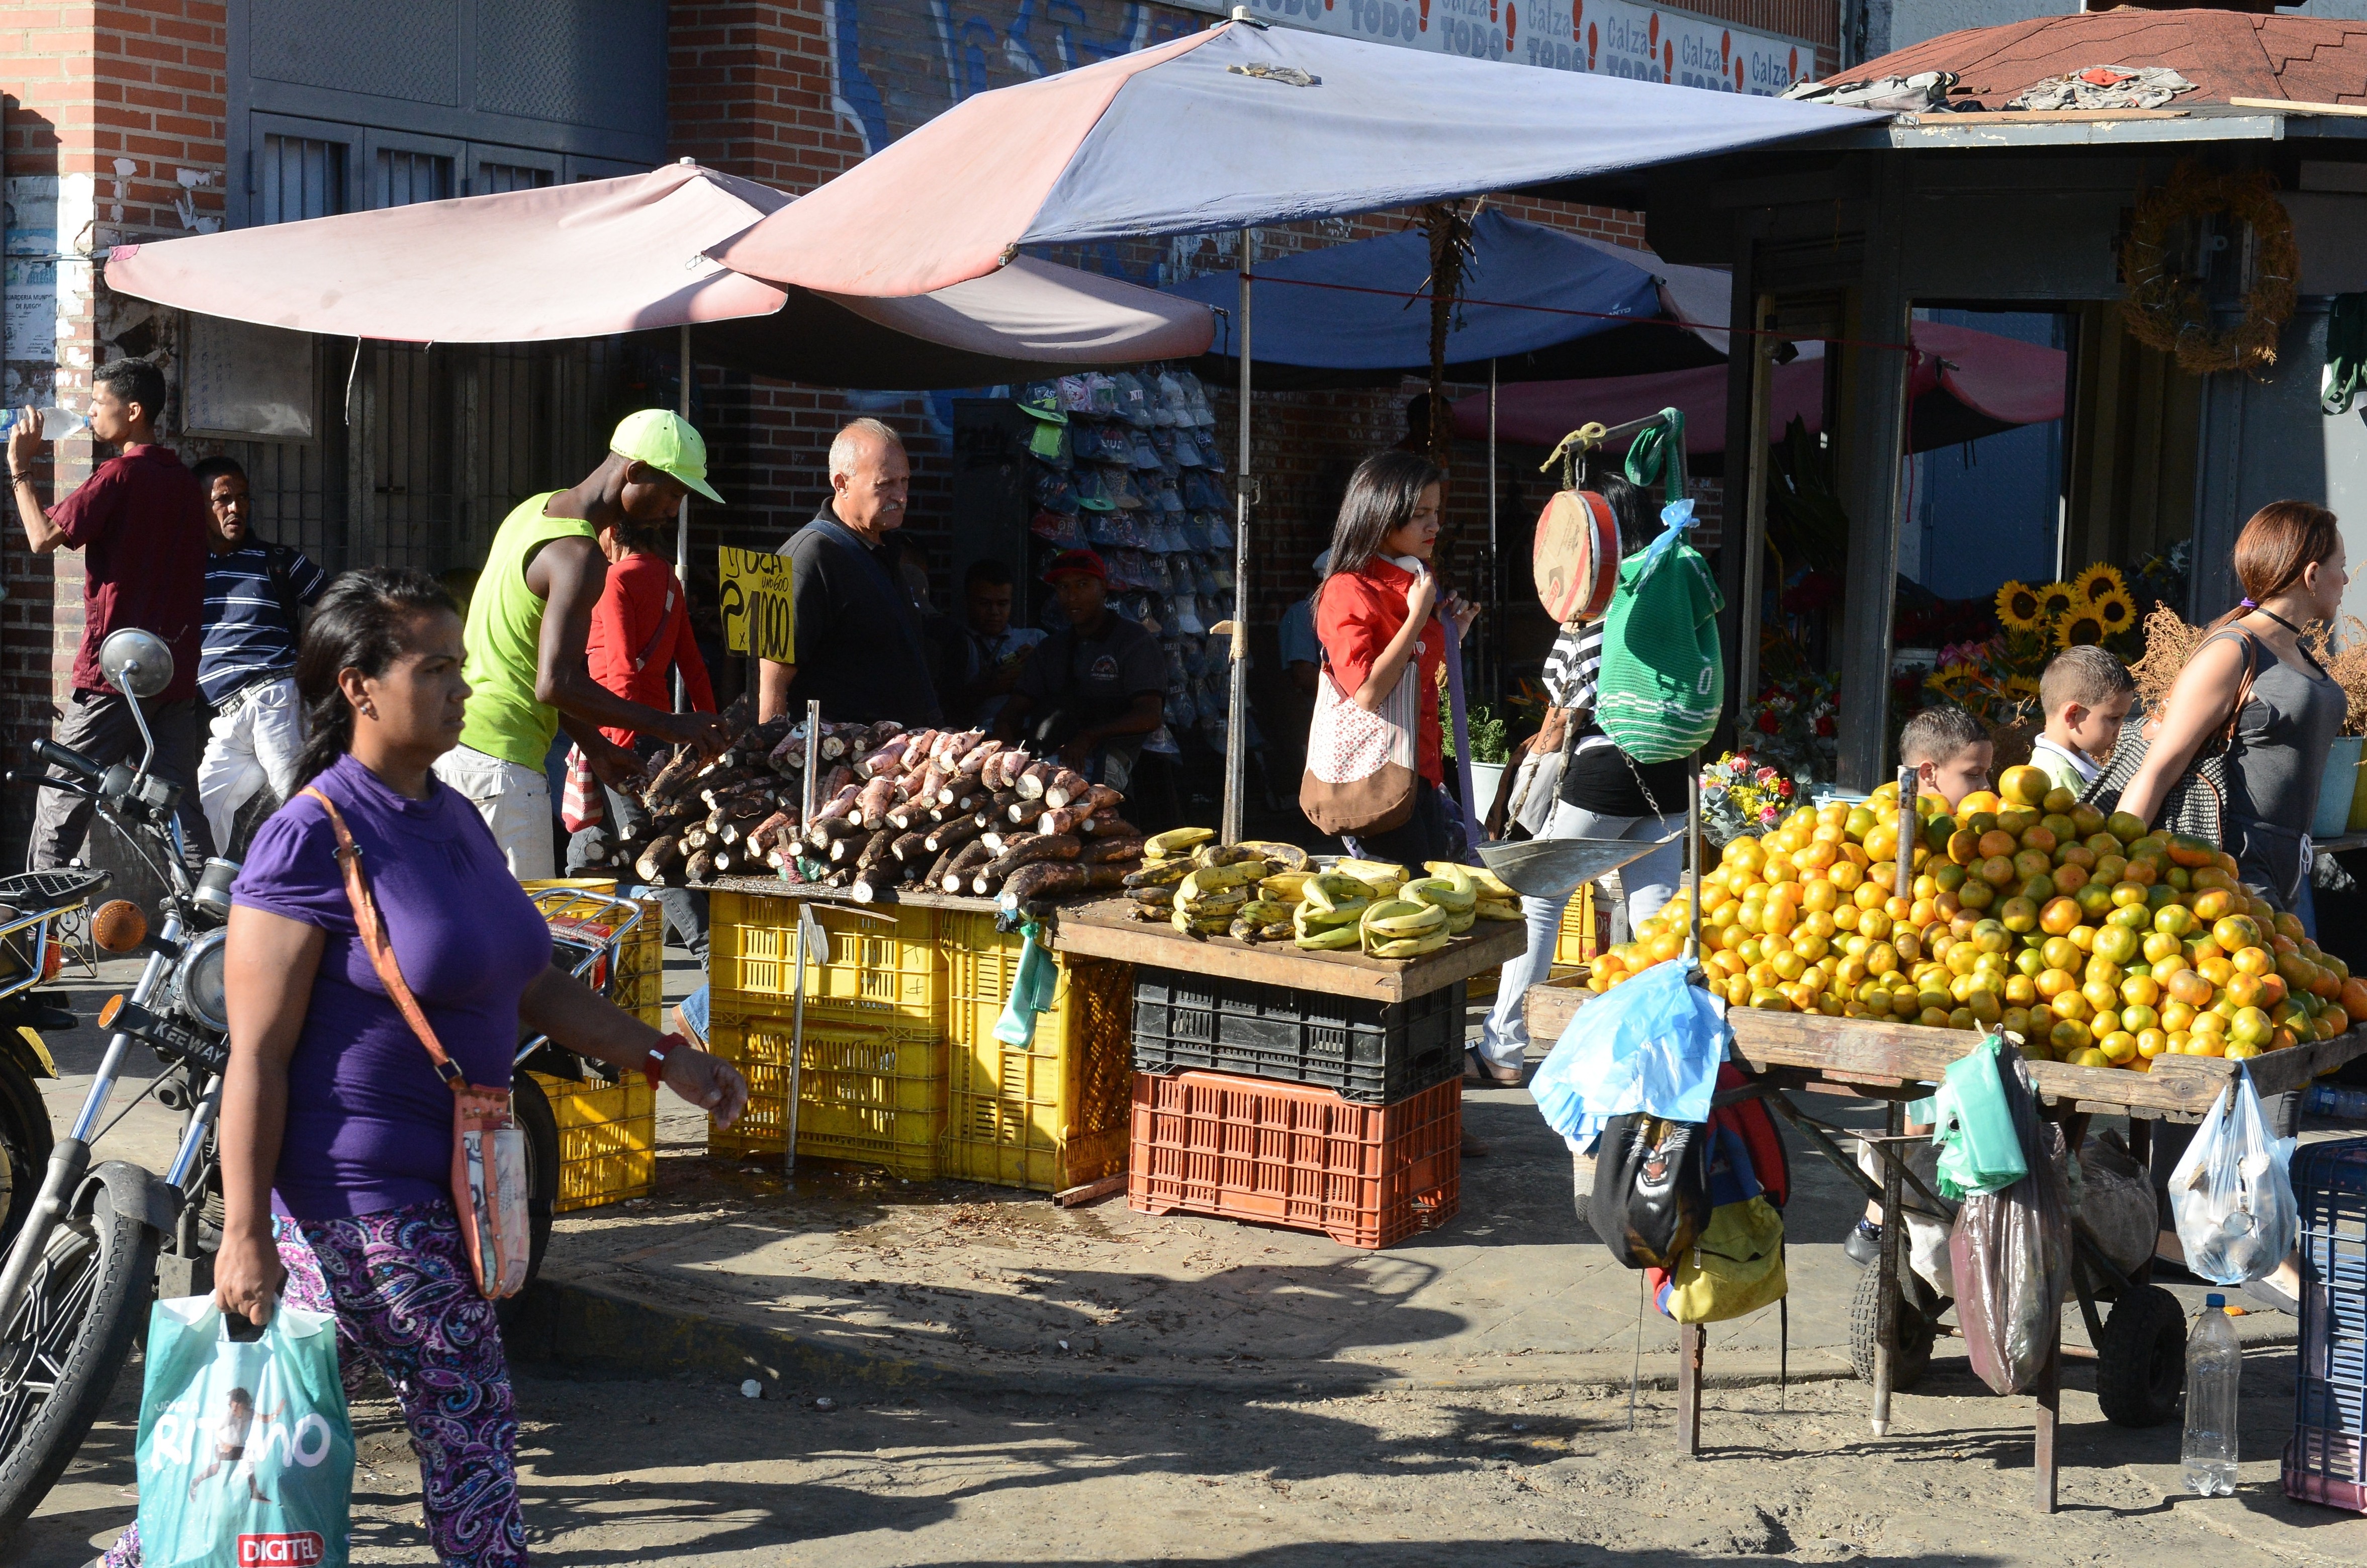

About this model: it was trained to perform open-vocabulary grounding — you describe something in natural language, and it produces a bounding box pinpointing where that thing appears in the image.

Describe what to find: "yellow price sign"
[718,545,794,663]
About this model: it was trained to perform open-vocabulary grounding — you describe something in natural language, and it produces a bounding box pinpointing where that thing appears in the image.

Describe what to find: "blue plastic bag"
[134,1295,354,1568]
[1530,961,1729,1147]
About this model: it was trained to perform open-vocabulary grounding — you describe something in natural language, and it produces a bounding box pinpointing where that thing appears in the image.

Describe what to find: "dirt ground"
[21,1333,2364,1567]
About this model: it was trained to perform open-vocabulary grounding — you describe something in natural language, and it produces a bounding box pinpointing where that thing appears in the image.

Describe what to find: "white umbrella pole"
[1223,227,1254,846]
[1487,357,1498,709]
[675,321,692,712]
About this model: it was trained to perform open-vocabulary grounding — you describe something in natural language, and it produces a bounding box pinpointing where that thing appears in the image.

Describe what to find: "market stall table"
[1523,977,2367,1510]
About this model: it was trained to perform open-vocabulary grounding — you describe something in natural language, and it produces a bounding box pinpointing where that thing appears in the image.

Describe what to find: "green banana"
[1442,906,1476,935]
[1474,899,1523,921]
[1405,866,1476,913]
[1177,862,1258,898]
[1294,897,1369,934]
[1259,870,1314,903]
[1294,924,1361,951]
[1302,872,1374,913]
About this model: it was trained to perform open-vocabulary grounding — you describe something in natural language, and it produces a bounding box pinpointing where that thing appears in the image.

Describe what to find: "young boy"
[1898,703,1994,812]
[2029,644,2134,798]
[1848,703,1994,1266]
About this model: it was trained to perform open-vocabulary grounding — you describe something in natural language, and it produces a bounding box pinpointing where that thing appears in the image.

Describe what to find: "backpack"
[1593,498,1724,764]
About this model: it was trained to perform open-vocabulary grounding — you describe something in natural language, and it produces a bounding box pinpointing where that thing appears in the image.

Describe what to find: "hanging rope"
[1540,422,1607,491]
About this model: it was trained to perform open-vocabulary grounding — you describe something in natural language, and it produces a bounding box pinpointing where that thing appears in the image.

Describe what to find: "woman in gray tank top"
[2120,500,2349,916]
[2116,499,2347,1315]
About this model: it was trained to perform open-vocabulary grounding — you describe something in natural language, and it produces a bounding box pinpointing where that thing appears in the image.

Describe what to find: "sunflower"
[2087,585,2138,634]
[2036,582,2080,623]
[2071,562,2128,607]
[2057,610,2107,650]
[2006,674,2042,701]
[1994,580,2044,632]
[1927,661,1981,701]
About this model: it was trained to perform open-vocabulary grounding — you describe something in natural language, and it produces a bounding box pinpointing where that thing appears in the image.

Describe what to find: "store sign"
[718,546,795,663]
[1234,0,1805,95]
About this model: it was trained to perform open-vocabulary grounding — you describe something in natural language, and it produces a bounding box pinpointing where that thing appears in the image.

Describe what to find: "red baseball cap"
[1043,548,1107,583]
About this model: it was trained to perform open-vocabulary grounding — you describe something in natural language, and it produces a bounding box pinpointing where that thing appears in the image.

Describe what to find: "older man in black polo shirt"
[757,418,942,726]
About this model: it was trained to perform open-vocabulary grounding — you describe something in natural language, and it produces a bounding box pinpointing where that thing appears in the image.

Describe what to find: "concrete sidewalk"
[517,967,2299,1405]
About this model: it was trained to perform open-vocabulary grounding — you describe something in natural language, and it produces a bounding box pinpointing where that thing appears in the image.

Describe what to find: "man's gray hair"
[829,418,904,481]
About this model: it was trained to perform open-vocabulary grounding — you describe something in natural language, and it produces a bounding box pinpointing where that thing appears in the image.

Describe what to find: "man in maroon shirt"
[8,358,214,872]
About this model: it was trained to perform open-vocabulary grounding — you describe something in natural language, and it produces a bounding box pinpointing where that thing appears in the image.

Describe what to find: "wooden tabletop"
[1523,976,2367,1122]
[1049,896,1526,1002]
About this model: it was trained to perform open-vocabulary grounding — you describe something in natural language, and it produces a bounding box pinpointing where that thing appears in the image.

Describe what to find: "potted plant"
[1444,697,1513,818]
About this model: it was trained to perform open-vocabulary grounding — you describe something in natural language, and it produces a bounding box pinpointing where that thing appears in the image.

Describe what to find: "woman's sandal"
[1465,1049,1523,1087]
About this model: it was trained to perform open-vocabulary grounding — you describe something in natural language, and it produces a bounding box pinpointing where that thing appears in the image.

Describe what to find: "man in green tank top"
[433,410,732,878]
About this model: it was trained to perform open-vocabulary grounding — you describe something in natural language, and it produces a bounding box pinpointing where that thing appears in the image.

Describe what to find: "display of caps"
[1031,508,1085,547]
[1085,372,1120,415]
[1073,467,1116,511]
[1107,470,1145,510]
[1069,422,1110,463]
[1018,382,1068,424]
[1153,480,1185,514]
[1057,375,1095,413]
[1033,467,1077,514]
[1171,430,1205,468]
[1111,371,1154,428]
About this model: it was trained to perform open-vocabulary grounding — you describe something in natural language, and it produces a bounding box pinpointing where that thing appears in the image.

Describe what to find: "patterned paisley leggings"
[103,1199,525,1567]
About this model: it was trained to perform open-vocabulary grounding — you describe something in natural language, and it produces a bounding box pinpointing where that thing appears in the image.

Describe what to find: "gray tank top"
[2218,627,2346,833]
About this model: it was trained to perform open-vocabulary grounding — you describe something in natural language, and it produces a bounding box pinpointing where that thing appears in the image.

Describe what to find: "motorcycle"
[0,870,110,1256]
[0,628,651,1540]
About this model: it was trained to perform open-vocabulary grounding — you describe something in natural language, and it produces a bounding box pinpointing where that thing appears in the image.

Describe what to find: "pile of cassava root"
[573,701,1144,907]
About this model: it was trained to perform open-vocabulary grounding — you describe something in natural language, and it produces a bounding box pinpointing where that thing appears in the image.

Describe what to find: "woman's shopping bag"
[2168,1068,2299,1285]
[134,1295,354,1568]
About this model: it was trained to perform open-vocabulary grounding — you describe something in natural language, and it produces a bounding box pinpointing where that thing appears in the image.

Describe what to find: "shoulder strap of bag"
[299,786,466,1092]
[631,581,680,673]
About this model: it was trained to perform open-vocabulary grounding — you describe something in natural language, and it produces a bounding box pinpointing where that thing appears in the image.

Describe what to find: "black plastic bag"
[1948,1048,2070,1396]
[1594,1114,1712,1270]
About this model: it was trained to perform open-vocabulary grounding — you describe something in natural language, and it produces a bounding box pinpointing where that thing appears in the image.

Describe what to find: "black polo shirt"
[1016,611,1166,729]
[776,504,942,725]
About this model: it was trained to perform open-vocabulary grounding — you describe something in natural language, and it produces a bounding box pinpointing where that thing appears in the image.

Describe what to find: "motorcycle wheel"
[496,1073,560,1330]
[0,1058,52,1254]
[0,1185,159,1541]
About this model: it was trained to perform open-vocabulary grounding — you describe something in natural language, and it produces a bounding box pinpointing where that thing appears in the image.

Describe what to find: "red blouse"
[1314,557,1445,786]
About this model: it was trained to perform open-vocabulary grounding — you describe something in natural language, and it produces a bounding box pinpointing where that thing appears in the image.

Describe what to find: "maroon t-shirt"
[50,444,207,701]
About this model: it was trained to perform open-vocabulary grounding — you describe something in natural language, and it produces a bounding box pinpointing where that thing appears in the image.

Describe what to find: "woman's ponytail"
[292,567,460,787]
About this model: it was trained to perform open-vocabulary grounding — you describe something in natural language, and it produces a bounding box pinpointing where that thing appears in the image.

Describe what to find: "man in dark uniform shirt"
[992,549,1164,791]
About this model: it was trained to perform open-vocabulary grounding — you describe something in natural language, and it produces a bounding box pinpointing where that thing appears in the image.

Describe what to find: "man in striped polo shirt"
[191,455,328,854]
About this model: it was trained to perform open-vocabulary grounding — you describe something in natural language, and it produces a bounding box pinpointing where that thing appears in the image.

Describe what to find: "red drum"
[1533,489,1619,624]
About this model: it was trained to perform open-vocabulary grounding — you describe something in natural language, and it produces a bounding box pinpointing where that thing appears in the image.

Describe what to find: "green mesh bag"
[1595,498,1724,764]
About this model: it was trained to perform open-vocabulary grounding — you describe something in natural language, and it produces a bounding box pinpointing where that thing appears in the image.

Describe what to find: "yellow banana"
[1172,905,1231,937]
[1473,899,1523,921]
[1146,826,1217,858]
[1194,843,1266,870]
[1302,872,1374,912]
[1294,897,1369,933]
[1401,875,1477,916]
[1259,870,1315,903]
[1124,860,1192,888]
[1368,930,1452,960]
[1335,859,1406,897]
[1178,861,1257,897]
[1176,878,1251,915]
[1448,863,1518,901]
[1361,898,1446,939]
[1294,924,1361,951]
[1232,898,1291,926]
[1131,885,1175,908]
[1443,906,1476,935]
[1239,840,1309,871]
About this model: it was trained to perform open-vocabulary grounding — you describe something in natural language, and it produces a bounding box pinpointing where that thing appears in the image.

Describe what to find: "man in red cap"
[992,548,1166,790]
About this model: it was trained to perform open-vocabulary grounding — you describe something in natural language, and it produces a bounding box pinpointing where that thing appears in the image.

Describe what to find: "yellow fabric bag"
[1666,1195,1787,1324]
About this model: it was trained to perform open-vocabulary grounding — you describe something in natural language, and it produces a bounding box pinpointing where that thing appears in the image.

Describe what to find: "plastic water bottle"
[0,406,86,440]
[2306,1083,2367,1121]
[2181,1293,2240,1497]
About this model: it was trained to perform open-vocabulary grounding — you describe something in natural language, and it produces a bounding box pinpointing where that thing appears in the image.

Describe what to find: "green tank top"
[459,492,597,768]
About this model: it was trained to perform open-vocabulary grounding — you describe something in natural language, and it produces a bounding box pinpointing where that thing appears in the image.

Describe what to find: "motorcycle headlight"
[175,928,228,1034]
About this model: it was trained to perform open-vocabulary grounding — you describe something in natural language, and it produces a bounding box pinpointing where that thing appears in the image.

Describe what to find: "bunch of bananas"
[1292,870,1381,950]
[1434,861,1523,923]
[1124,829,1314,939]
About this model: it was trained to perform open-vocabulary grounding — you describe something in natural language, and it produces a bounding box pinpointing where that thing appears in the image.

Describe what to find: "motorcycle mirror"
[98,628,173,700]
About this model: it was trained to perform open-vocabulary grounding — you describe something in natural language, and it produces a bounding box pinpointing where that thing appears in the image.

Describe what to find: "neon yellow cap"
[610,409,723,504]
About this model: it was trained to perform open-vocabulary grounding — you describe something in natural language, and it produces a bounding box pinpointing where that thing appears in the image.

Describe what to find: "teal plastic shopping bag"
[993,918,1060,1047]
[134,1295,353,1568]
[1906,1033,2029,1201]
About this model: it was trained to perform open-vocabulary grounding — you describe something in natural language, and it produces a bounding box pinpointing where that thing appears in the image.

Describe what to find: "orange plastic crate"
[1127,1070,1460,1249]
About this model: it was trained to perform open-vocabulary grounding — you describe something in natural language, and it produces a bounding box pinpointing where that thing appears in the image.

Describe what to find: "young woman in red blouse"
[1313,451,1481,866]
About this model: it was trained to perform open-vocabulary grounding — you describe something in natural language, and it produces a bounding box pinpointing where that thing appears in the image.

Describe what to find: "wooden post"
[1832,155,1916,791]
[1677,1322,1705,1457]
[1871,1096,1904,1438]
[1718,234,1775,726]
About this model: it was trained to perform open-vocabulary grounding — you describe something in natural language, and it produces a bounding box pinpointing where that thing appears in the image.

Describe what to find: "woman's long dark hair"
[293,567,461,787]
[1320,451,1444,590]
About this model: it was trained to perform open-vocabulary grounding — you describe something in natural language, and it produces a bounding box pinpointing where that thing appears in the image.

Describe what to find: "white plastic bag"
[2168,1071,2298,1286]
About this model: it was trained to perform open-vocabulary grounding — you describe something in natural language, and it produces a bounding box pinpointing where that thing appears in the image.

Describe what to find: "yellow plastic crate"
[937,911,1133,1192]
[524,879,665,1031]
[710,892,942,1028]
[529,1071,656,1213]
[707,1000,946,1180]
[1553,885,1602,969]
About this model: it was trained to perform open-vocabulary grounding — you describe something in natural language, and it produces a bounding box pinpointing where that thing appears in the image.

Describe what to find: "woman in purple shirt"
[102,567,746,1568]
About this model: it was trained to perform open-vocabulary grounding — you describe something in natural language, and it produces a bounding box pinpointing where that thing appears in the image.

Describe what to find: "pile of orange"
[1589,764,2363,1070]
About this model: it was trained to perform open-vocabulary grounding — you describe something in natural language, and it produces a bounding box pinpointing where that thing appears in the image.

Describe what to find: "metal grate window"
[258,134,347,224]
[374,148,454,209]
[474,162,556,195]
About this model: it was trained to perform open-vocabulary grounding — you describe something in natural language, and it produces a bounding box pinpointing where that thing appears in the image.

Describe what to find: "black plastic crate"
[1130,968,1465,1103]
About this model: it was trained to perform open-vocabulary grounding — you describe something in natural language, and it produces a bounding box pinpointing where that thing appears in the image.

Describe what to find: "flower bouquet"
[1700,750,1797,848]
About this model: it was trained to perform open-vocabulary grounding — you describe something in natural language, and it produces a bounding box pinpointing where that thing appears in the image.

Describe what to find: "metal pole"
[1487,358,1498,712]
[787,698,822,1179]
[1222,227,1254,845]
[675,321,692,712]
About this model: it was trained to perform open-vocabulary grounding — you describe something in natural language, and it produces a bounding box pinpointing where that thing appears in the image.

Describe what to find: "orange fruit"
[2213,914,2263,952]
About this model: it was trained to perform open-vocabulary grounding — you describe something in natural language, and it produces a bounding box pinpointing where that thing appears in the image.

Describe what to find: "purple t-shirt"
[234,753,552,1221]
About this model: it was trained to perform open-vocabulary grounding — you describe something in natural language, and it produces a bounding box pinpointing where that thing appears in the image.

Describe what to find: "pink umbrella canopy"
[104,163,1214,374]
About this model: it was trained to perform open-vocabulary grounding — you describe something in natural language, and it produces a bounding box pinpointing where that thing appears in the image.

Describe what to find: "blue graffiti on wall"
[826,0,894,152]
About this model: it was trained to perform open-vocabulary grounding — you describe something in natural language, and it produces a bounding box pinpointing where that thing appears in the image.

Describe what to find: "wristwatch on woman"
[641,1032,691,1090]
